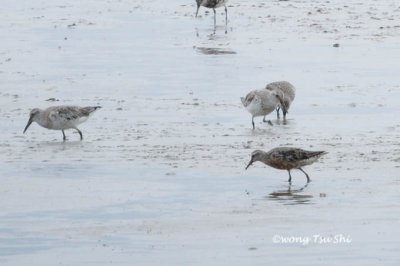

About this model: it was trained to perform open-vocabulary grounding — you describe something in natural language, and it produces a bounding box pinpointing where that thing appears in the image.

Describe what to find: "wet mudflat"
[0,0,400,265]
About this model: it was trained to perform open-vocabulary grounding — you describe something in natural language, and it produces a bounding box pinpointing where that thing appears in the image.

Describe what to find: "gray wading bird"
[23,105,101,141]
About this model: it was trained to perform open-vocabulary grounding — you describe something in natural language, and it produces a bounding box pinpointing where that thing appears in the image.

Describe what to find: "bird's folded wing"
[49,107,83,122]
[273,149,305,162]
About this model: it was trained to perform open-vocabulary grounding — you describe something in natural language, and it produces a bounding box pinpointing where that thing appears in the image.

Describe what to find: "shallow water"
[1,0,400,265]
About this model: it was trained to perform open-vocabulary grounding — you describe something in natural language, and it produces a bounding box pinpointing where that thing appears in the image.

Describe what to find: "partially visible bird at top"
[265,81,296,120]
[23,105,101,141]
[195,0,228,26]
[241,89,287,130]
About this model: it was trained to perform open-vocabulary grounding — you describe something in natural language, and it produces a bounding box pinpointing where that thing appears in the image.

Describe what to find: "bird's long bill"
[23,116,33,133]
[245,159,254,170]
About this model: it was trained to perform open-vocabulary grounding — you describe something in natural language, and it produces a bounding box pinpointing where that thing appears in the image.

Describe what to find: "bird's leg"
[283,109,287,120]
[195,5,200,17]
[213,8,216,26]
[262,116,273,126]
[62,130,66,141]
[276,106,280,119]
[287,170,292,183]
[225,5,228,26]
[299,182,309,192]
[252,117,255,130]
[74,127,83,140]
[298,167,311,183]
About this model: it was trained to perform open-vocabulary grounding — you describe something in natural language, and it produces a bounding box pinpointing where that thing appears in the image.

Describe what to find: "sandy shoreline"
[1,0,400,265]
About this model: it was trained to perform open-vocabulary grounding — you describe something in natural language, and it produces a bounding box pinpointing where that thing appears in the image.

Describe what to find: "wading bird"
[241,89,287,130]
[23,105,101,141]
[245,148,327,183]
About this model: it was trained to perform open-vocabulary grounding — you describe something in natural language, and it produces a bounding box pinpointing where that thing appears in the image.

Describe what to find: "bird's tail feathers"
[313,151,328,157]
[82,106,102,115]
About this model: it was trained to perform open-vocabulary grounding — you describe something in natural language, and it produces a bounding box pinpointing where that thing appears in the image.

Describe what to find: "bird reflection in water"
[267,183,313,205]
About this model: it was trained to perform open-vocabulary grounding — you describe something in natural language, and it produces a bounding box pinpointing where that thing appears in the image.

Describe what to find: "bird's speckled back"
[266,81,296,101]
